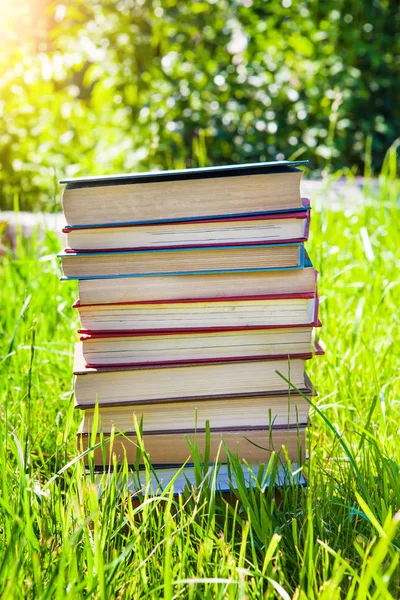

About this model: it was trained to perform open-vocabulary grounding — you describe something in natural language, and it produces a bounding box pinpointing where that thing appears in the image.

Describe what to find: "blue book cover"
[60,160,308,188]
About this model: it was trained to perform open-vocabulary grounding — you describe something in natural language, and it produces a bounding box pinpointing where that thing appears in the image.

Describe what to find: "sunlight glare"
[0,0,41,52]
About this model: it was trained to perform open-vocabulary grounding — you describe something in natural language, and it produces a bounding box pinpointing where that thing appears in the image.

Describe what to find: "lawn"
[0,174,399,598]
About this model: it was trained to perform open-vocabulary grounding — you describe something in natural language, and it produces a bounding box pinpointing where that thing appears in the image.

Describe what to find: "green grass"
[1,176,400,598]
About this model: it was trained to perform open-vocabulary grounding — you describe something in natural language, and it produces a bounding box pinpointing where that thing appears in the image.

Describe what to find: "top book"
[61,161,307,227]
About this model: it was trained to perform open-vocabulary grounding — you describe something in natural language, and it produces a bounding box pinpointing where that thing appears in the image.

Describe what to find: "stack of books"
[59,161,322,483]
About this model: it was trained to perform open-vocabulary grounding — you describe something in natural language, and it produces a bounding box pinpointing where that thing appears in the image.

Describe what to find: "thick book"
[73,342,323,407]
[80,325,320,367]
[63,204,310,251]
[79,385,315,433]
[75,292,319,333]
[61,161,307,227]
[77,424,306,465]
[77,259,317,305]
[91,463,307,499]
[59,243,305,279]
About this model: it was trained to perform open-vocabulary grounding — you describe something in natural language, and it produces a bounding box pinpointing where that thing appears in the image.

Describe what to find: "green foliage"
[0,177,400,597]
[0,0,399,210]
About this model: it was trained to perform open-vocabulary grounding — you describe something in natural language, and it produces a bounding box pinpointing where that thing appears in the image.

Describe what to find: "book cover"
[60,159,309,188]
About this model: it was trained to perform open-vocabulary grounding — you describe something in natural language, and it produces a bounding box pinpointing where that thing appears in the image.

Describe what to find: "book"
[63,205,310,251]
[61,161,307,227]
[91,463,307,499]
[77,424,306,465]
[59,243,305,279]
[75,292,319,333]
[73,342,322,407]
[80,325,319,367]
[79,386,314,433]
[76,260,317,305]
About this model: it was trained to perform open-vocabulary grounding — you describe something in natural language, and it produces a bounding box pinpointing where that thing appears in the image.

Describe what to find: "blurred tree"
[0,0,399,210]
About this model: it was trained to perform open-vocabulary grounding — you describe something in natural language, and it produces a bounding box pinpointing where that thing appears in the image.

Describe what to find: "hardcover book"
[79,384,315,433]
[75,292,319,333]
[91,463,307,499]
[79,325,321,367]
[76,259,317,305]
[63,203,310,251]
[77,424,307,465]
[61,160,308,227]
[59,243,306,279]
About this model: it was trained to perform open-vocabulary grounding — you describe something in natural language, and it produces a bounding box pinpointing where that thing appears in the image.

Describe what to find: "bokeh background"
[0,0,399,211]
